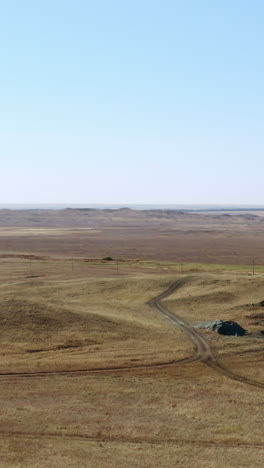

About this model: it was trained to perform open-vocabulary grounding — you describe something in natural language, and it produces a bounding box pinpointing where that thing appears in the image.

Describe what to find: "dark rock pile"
[194,319,246,336]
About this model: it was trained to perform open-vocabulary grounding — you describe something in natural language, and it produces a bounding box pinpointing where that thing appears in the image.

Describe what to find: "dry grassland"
[0,210,264,467]
[0,254,264,467]
[1,208,264,264]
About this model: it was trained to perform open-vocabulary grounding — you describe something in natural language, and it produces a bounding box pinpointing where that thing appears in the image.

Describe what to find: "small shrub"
[102,256,113,261]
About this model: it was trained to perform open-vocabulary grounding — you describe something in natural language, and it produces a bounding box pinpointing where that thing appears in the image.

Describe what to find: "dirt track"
[148,277,264,389]
[0,277,263,389]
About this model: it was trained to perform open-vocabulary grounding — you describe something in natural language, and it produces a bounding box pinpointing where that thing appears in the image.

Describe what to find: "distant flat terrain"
[0,208,264,264]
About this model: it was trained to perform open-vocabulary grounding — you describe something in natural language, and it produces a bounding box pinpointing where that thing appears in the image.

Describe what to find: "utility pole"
[252,259,255,276]
[29,260,32,276]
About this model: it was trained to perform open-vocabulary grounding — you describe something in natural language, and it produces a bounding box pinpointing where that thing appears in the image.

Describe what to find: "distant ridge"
[1,204,264,211]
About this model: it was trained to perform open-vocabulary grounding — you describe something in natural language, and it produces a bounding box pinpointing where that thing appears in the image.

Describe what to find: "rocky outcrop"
[194,319,246,336]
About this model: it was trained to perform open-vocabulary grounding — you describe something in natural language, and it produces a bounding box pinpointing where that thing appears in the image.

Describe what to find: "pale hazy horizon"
[1,203,264,211]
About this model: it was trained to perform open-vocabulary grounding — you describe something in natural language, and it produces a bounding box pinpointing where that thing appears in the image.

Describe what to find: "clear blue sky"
[1,0,264,204]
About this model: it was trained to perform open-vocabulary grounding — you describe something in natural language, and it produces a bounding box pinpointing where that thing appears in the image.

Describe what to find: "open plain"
[0,209,264,467]
[1,207,264,264]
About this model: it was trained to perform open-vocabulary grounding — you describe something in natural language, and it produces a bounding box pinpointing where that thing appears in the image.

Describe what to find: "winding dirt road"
[147,277,264,389]
[0,277,263,389]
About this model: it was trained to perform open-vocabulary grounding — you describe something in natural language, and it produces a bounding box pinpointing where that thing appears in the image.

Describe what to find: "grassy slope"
[0,258,264,467]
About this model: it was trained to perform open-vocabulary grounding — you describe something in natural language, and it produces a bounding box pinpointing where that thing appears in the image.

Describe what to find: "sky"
[1,0,264,205]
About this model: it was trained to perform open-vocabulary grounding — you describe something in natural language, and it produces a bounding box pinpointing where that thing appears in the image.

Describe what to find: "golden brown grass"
[0,255,264,467]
